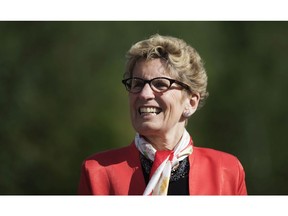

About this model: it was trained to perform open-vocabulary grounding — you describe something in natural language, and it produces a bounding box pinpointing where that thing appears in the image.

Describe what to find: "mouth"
[138,106,162,115]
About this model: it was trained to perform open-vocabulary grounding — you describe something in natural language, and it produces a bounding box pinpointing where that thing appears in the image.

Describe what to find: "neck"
[143,127,185,151]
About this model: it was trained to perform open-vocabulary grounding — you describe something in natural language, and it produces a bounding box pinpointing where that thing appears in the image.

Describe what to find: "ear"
[183,93,200,118]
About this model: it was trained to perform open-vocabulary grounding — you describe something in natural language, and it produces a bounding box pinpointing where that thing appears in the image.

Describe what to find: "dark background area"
[0,21,287,195]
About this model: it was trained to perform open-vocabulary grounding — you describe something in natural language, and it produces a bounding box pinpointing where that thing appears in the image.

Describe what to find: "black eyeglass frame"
[121,77,191,93]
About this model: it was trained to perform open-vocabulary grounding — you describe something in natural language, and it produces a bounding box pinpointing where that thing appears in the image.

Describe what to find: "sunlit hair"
[124,34,209,109]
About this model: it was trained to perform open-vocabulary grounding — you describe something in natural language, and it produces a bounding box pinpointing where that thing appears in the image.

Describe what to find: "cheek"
[167,104,184,118]
[172,106,188,122]
[166,95,185,114]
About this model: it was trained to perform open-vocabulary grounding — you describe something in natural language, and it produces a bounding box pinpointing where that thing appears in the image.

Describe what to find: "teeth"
[139,107,161,114]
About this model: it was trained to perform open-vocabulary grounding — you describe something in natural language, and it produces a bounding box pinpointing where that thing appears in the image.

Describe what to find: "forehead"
[132,58,171,78]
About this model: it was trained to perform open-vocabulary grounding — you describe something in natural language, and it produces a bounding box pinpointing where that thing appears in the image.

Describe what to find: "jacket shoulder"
[190,147,247,195]
[78,143,143,195]
[82,143,138,167]
[192,147,243,169]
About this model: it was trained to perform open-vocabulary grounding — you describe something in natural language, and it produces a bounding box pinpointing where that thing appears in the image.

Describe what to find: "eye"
[131,79,144,89]
[152,79,170,90]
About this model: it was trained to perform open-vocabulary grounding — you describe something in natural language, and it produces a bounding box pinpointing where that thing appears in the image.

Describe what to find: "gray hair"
[124,34,209,109]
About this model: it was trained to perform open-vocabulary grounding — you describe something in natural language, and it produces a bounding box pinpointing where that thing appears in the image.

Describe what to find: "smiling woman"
[77,34,247,195]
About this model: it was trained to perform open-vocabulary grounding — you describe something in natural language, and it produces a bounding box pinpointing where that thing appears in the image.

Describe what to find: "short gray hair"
[124,34,209,109]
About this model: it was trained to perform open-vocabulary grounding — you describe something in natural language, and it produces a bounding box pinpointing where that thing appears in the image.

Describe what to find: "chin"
[133,123,161,135]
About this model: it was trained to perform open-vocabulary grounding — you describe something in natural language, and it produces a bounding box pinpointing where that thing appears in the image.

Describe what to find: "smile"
[138,107,162,115]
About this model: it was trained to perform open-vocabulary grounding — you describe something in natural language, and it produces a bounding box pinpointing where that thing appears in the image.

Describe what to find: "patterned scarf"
[134,129,193,195]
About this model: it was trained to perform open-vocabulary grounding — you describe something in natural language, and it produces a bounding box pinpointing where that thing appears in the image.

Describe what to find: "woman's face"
[128,58,193,138]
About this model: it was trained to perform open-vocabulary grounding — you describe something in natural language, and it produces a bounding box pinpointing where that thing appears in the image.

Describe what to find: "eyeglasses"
[121,77,190,94]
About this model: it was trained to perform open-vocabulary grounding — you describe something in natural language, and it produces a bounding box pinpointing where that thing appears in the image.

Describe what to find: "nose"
[138,83,155,99]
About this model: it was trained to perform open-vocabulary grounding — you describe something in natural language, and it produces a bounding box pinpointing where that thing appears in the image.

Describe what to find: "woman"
[78,34,247,195]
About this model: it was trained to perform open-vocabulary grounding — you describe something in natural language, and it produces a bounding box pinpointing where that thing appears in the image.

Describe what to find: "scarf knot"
[135,129,193,195]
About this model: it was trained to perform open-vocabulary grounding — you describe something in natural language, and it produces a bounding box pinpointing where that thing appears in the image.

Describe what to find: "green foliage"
[0,21,287,194]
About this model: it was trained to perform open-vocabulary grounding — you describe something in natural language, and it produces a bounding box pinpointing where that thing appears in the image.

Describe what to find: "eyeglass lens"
[127,78,172,93]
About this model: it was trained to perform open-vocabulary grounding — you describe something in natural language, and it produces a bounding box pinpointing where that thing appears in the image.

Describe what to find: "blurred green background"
[0,21,287,195]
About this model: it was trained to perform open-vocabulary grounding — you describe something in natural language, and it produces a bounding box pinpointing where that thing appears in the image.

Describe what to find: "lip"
[138,106,162,115]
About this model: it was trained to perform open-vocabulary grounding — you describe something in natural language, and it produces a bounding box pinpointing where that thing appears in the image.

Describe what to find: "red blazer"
[78,142,247,195]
